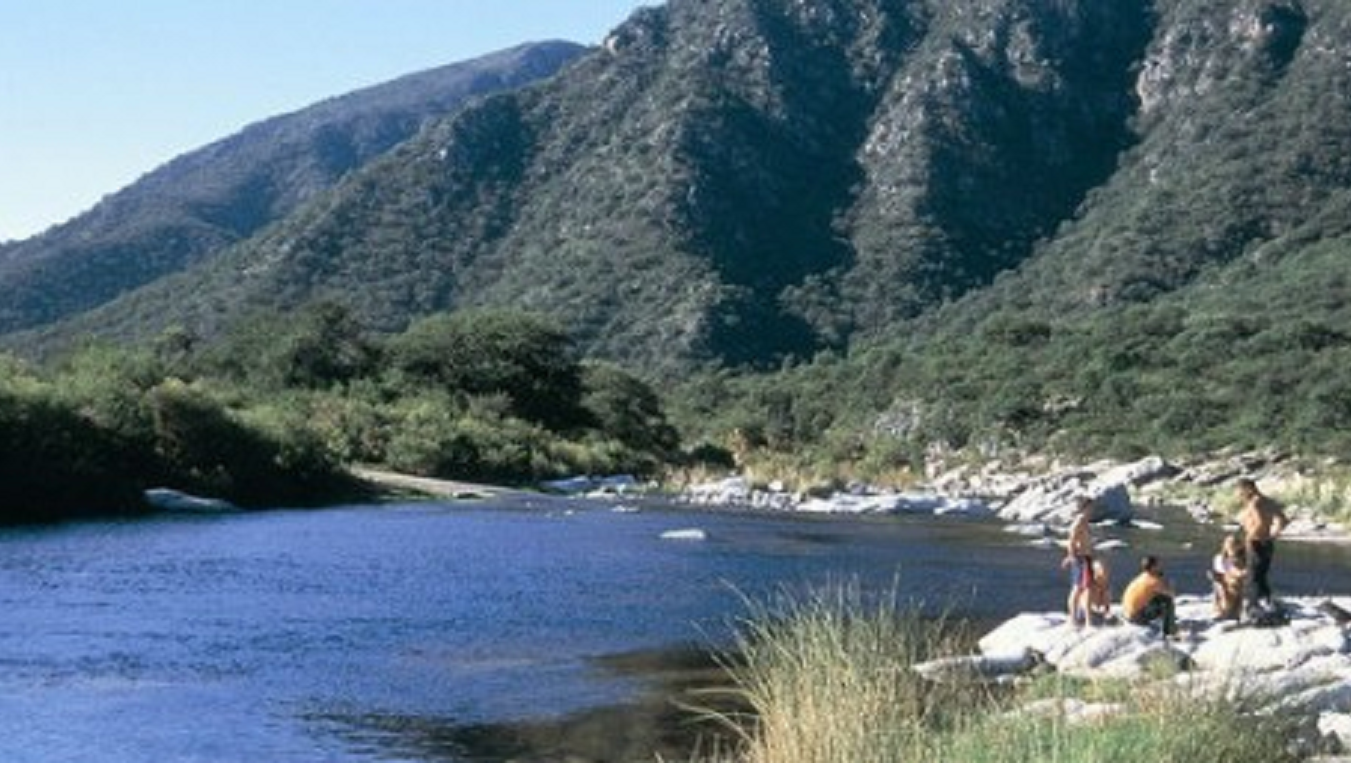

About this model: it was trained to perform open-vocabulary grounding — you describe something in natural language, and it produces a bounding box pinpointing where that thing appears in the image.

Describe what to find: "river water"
[2,495,1350,761]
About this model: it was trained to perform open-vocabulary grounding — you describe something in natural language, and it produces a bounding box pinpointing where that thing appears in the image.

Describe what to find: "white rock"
[1268,663,1351,715]
[686,476,751,505]
[1191,620,1349,673]
[913,650,1041,683]
[1045,625,1187,678]
[144,488,236,513]
[978,613,1068,657]
[1095,456,1176,488]
[1004,523,1051,537]
[1093,539,1131,552]
[1318,712,1351,748]
[998,479,1133,526]
[660,528,708,541]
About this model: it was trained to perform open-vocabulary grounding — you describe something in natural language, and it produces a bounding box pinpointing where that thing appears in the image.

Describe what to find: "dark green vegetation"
[5,0,1351,480]
[0,41,584,335]
[0,307,678,524]
[672,236,1351,475]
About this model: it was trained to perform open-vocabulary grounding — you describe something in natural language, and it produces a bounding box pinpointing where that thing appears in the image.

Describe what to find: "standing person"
[1060,497,1096,628]
[1122,555,1178,637]
[1237,477,1289,610]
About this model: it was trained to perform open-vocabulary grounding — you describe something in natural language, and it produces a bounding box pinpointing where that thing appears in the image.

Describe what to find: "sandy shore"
[349,466,521,501]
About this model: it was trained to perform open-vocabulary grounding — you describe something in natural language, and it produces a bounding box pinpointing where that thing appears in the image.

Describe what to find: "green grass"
[693,582,1300,763]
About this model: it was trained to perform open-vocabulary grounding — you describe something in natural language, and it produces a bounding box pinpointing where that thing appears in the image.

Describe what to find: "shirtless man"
[1061,497,1096,627]
[1237,477,1289,610]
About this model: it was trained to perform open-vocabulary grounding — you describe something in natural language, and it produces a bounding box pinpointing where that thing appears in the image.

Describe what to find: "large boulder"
[1045,625,1189,678]
[998,479,1132,525]
[1190,618,1349,673]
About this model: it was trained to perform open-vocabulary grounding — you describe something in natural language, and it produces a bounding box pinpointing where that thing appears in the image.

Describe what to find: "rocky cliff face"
[14,0,1351,373]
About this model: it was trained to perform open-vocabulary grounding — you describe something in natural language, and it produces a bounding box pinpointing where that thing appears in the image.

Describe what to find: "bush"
[0,390,146,522]
[389,309,588,430]
[148,380,351,506]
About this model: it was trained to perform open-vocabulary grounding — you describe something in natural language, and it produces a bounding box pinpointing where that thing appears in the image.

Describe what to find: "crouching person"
[1122,555,1178,638]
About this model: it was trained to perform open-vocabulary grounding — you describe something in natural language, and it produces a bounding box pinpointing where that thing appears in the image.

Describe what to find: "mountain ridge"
[0,40,586,335]
[9,0,1351,382]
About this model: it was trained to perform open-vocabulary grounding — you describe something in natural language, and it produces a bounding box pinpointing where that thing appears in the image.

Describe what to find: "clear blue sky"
[0,1,652,242]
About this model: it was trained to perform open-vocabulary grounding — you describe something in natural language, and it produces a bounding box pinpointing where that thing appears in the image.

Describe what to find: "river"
[2,495,1349,761]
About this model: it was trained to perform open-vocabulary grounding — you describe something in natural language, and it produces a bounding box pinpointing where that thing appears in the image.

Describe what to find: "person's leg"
[1250,540,1275,605]
[1158,595,1178,636]
[1135,595,1176,635]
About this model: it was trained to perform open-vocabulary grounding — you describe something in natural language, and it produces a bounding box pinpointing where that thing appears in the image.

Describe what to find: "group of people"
[1061,477,1290,636]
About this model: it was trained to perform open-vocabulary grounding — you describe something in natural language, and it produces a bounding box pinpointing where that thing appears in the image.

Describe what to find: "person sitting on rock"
[1060,497,1097,627]
[1210,535,1248,621]
[1122,555,1178,637]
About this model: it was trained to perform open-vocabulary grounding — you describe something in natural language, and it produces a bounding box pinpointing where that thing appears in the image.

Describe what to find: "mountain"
[0,41,586,336]
[13,0,1351,379]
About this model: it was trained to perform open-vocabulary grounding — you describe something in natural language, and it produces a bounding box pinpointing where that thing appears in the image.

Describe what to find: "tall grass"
[696,582,1299,763]
[695,582,972,763]
[1280,467,1351,527]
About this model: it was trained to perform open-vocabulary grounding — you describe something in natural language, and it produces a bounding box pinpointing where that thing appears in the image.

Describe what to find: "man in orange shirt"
[1121,555,1177,637]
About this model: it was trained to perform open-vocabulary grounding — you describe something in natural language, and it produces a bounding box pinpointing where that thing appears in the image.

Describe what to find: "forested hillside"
[8,0,1351,468]
[0,41,584,335]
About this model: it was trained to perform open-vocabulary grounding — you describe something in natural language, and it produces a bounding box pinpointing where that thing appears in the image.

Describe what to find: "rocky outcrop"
[919,595,1351,751]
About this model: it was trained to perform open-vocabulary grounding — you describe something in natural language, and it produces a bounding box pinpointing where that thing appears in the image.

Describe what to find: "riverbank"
[673,449,1351,542]
[349,466,522,501]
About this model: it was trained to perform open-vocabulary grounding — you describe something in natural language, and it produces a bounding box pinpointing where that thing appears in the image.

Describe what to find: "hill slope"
[16,0,1351,382]
[0,41,585,335]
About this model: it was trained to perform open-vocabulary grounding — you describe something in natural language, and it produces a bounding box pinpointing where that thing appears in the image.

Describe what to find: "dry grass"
[691,582,1300,763]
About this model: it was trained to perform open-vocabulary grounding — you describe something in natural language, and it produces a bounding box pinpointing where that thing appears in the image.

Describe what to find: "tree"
[581,362,680,458]
[390,310,587,430]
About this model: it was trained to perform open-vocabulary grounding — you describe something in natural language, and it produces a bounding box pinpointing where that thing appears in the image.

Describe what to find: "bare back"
[1067,514,1092,557]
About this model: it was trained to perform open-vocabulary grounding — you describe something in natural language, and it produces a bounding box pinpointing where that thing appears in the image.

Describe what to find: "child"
[1088,558,1112,621]
[1061,497,1096,627]
[1210,535,1247,621]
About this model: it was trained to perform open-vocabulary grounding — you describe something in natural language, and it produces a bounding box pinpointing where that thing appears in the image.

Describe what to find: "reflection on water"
[1,499,1350,761]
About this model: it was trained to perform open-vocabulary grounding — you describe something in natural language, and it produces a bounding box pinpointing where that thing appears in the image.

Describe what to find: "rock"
[793,491,993,516]
[144,488,236,513]
[1004,523,1051,537]
[1318,712,1351,751]
[997,476,1133,526]
[1190,618,1348,673]
[1043,625,1189,679]
[542,474,639,495]
[683,476,752,507]
[978,613,1068,657]
[1093,539,1131,552]
[964,594,1351,732]
[1269,663,1351,715]
[1096,456,1178,488]
[913,650,1042,684]
[660,528,708,541]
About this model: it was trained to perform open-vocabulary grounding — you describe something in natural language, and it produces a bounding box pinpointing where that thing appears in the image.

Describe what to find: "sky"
[0,1,653,242]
